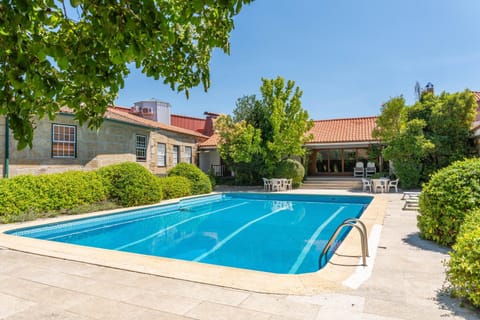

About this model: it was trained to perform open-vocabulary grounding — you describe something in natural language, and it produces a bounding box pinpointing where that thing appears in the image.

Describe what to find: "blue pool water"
[7,193,372,274]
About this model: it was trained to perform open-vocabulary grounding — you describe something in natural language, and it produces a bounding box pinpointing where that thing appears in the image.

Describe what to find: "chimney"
[203,112,220,136]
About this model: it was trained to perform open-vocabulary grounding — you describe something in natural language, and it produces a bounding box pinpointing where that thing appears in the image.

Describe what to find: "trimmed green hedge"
[274,159,305,188]
[168,163,212,195]
[417,158,480,246]
[98,162,163,207]
[159,176,192,200]
[446,210,480,308]
[0,171,107,223]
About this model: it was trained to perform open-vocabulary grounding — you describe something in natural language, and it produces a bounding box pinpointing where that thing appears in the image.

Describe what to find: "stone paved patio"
[0,192,479,319]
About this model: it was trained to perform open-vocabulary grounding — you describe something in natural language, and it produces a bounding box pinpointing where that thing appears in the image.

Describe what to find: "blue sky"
[115,1,480,120]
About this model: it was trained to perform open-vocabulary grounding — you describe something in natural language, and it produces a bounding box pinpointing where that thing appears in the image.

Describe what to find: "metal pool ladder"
[318,218,369,269]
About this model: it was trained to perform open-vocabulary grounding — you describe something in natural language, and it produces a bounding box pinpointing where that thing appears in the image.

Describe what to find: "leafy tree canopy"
[216,76,313,183]
[0,0,252,149]
[372,96,407,143]
[375,89,477,187]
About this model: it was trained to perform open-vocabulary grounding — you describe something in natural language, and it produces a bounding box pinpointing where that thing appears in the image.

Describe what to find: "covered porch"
[306,143,383,177]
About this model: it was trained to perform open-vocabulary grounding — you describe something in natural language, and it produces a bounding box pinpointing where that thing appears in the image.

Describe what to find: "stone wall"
[148,130,199,176]
[0,114,202,178]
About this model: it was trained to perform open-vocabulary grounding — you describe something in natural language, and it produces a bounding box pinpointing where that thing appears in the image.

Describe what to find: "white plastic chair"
[262,178,272,192]
[365,162,376,177]
[284,178,293,191]
[372,179,385,193]
[388,178,399,192]
[361,178,372,192]
[353,162,364,177]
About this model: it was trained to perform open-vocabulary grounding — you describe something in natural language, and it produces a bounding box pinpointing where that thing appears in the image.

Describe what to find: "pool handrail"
[318,218,369,269]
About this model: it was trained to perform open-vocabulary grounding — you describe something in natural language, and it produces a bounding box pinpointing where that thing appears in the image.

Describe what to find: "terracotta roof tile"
[306,116,378,144]
[473,91,480,102]
[105,108,208,139]
[199,116,378,148]
[198,133,219,147]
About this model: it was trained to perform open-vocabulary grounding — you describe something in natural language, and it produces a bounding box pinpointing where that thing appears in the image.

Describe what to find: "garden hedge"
[168,162,212,195]
[446,210,480,308]
[159,176,192,200]
[98,162,163,207]
[0,171,106,223]
[417,158,480,246]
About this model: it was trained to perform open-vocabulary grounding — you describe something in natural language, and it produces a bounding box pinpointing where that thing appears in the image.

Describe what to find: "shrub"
[273,159,305,188]
[0,171,107,223]
[417,158,480,246]
[159,176,192,200]
[207,167,217,189]
[98,162,162,207]
[168,163,212,195]
[446,210,480,308]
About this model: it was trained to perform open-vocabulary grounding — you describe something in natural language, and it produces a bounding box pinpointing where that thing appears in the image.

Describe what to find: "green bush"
[207,167,217,189]
[446,210,480,308]
[417,158,480,246]
[0,171,107,223]
[168,163,212,195]
[273,159,305,188]
[159,176,192,200]
[98,162,162,207]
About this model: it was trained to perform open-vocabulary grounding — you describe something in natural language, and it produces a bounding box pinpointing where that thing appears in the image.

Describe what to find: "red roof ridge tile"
[312,116,378,123]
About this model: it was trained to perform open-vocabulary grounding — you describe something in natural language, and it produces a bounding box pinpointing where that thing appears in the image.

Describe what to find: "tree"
[0,0,252,149]
[216,76,313,184]
[372,96,407,143]
[428,91,477,168]
[375,90,477,187]
[232,95,258,123]
[215,115,262,184]
[382,119,434,188]
[259,77,313,175]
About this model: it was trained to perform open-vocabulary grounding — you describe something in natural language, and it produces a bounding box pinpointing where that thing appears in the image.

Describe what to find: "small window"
[172,145,179,166]
[184,146,192,164]
[52,124,76,158]
[157,143,166,167]
[136,135,147,161]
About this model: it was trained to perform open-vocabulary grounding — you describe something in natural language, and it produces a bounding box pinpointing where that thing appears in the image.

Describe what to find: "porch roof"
[198,116,379,149]
[305,116,379,145]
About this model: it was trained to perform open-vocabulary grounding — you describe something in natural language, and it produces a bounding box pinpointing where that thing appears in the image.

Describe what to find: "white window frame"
[157,143,166,167]
[52,124,76,158]
[136,135,147,161]
[184,146,192,164]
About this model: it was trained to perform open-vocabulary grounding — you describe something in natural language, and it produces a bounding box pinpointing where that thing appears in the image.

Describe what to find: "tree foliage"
[375,90,477,187]
[216,76,313,184]
[215,114,263,184]
[382,119,434,188]
[372,96,407,143]
[0,0,252,149]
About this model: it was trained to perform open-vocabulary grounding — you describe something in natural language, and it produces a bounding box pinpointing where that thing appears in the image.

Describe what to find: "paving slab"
[0,191,479,319]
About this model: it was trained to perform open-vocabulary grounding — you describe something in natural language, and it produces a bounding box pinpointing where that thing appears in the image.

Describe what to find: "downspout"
[3,115,9,178]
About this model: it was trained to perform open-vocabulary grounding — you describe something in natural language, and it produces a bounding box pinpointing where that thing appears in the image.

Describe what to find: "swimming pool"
[6,193,372,274]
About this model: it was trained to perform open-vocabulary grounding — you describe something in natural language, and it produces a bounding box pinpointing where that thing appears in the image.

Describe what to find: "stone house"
[0,102,208,178]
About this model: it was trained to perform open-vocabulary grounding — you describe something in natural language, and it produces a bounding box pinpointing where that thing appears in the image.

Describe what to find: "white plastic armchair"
[388,178,399,192]
[353,162,364,177]
[361,178,372,192]
[365,162,376,177]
